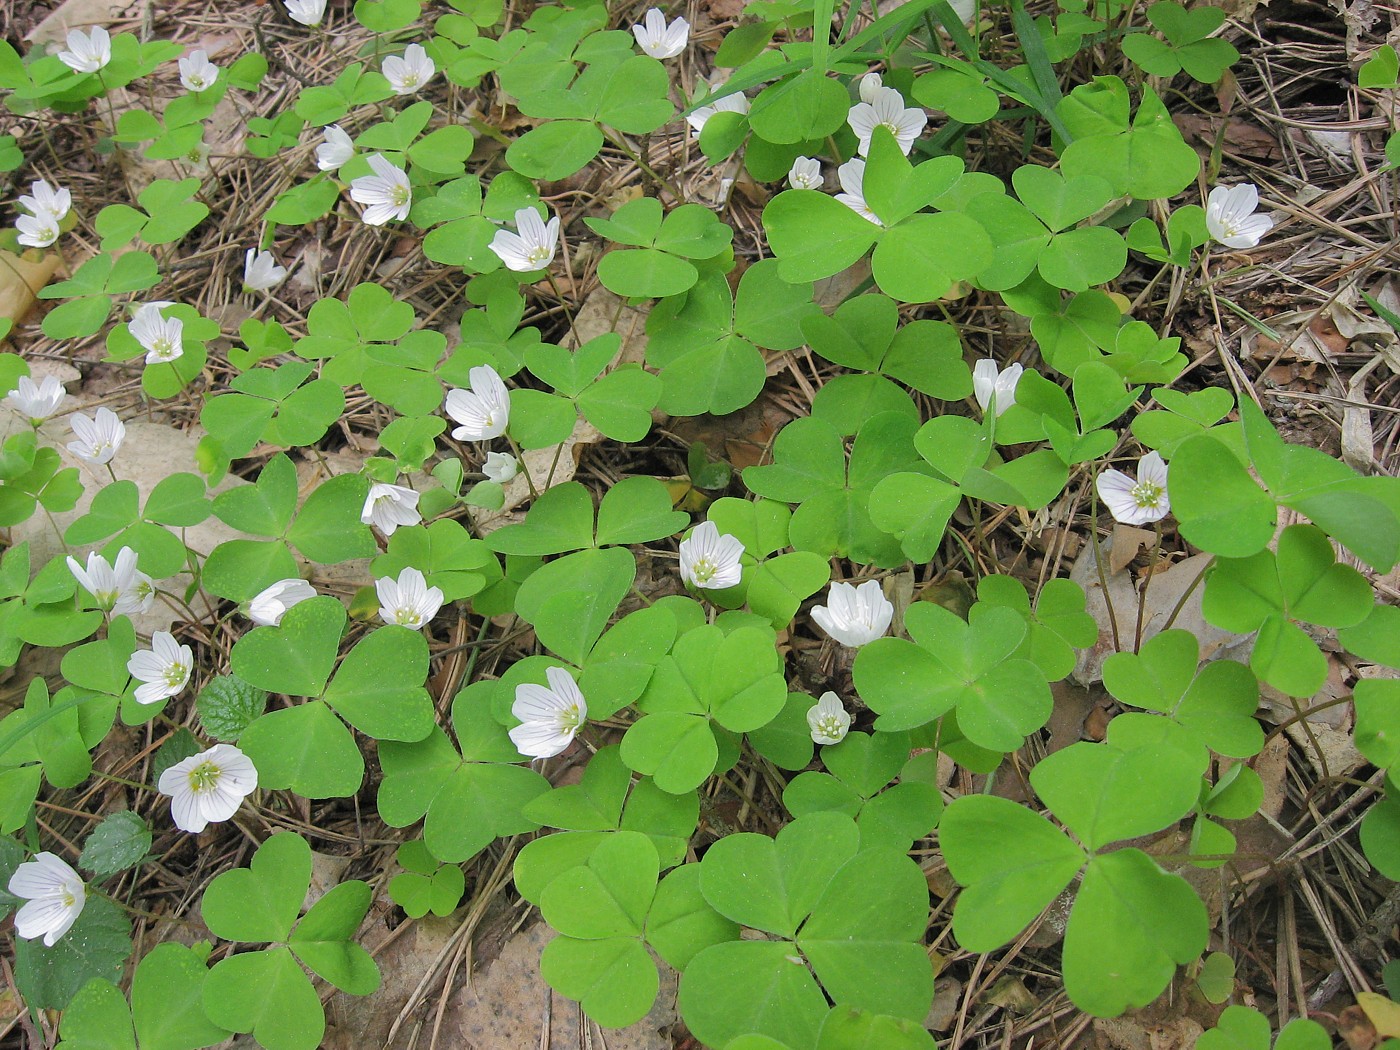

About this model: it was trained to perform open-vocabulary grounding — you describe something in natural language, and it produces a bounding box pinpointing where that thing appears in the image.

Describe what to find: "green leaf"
[645,863,740,971]
[202,948,323,1050]
[229,596,346,698]
[196,675,268,741]
[289,881,380,994]
[55,978,135,1050]
[78,811,150,876]
[816,1007,936,1050]
[1062,848,1208,1016]
[748,69,849,143]
[15,895,131,1010]
[130,942,232,1050]
[540,934,661,1028]
[764,189,881,283]
[322,627,434,741]
[679,940,828,1050]
[201,832,310,944]
[238,701,365,799]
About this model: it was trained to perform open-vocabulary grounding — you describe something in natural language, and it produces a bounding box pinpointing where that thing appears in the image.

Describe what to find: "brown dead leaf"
[1174,115,1283,161]
[1340,1003,1380,1050]
[0,249,62,334]
[1108,524,1156,574]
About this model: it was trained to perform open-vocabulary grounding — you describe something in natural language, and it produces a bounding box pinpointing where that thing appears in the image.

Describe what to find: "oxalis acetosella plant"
[0,0,1397,1048]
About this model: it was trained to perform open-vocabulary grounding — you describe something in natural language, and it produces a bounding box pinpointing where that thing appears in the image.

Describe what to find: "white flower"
[788,156,823,190]
[382,43,435,95]
[376,567,444,628]
[1205,184,1273,250]
[116,563,156,618]
[57,26,111,74]
[248,578,316,626]
[633,8,689,59]
[285,0,327,26]
[488,207,559,272]
[679,520,745,590]
[67,547,139,612]
[848,86,928,156]
[687,77,750,136]
[1096,451,1171,526]
[19,180,71,222]
[8,853,85,946]
[811,579,893,648]
[972,359,1023,417]
[950,0,978,22]
[243,248,287,292]
[67,407,125,466]
[834,157,883,226]
[158,744,258,834]
[179,49,218,91]
[127,630,193,705]
[510,666,588,759]
[858,72,884,104]
[316,124,355,171]
[807,691,852,745]
[349,154,412,226]
[16,213,59,248]
[445,365,511,440]
[5,375,65,423]
[482,451,519,483]
[129,302,184,365]
[361,482,422,535]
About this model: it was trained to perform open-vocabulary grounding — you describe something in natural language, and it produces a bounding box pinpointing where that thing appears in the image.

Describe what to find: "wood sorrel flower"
[679,520,744,590]
[16,213,59,248]
[316,124,355,171]
[376,567,444,629]
[68,407,125,466]
[350,154,412,225]
[158,743,258,833]
[788,156,823,190]
[5,374,65,423]
[361,482,421,535]
[248,578,316,626]
[243,248,286,292]
[57,26,111,73]
[488,207,559,272]
[632,8,689,58]
[686,76,749,136]
[483,451,519,483]
[127,631,194,705]
[382,43,435,95]
[130,302,184,365]
[1205,184,1273,249]
[972,359,1023,417]
[285,0,327,26]
[9,853,85,946]
[445,365,511,440]
[847,85,927,156]
[19,179,70,222]
[807,691,852,745]
[1096,451,1171,526]
[67,547,141,613]
[179,49,218,91]
[834,158,882,227]
[510,666,588,759]
[812,580,894,647]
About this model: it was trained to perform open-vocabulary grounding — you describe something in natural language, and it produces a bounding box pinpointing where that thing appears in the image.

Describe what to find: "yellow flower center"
[187,760,221,794]
[1130,480,1163,508]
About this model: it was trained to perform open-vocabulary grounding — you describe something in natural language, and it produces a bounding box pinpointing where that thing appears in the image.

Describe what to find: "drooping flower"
[686,77,750,136]
[16,214,59,248]
[1205,184,1273,250]
[67,407,125,466]
[834,158,883,226]
[858,71,884,104]
[811,579,894,648]
[179,49,218,92]
[8,853,86,946]
[361,482,422,535]
[349,154,412,226]
[127,630,194,705]
[248,578,316,626]
[788,156,823,190]
[488,207,559,273]
[158,743,258,834]
[382,43,435,95]
[5,374,65,424]
[316,124,355,171]
[679,520,744,590]
[445,365,511,440]
[57,26,111,73]
[129,303,184,365]
[1096,451,1171,526]
[972,359,1023,417]
[67,547,139,612]
[115,560,157,617]
[243,248,287,292]
[376,567,444,629]
[19,180,71,222]
[807,691,852,745]
[632,8,689,59]
[285,0,327,26]
[847,85,928,156]
[510,666,588,759]
[482,451,519,483]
